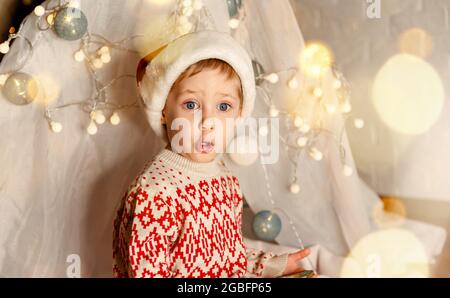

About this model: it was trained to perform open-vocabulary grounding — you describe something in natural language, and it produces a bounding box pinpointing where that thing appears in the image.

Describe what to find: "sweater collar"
[157,148,224,176]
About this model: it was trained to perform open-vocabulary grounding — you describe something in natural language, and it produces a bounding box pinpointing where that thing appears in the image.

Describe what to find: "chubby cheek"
[216,119,237,152]
[165,110,198,148]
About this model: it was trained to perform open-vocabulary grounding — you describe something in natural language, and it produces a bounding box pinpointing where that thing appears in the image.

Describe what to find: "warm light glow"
[228,18,240,29]
[372,197,407,228]
[110,112,121,125]
[398,28,433,59]
[34,73,61,106]
[341,229,430,277]
[289,183,300,194]
[372,54,444,135]
[299,42,334,77]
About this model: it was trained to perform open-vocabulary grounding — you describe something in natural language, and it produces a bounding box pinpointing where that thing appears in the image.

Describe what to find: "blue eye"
[183,101,199,110]
[218,102,231,112]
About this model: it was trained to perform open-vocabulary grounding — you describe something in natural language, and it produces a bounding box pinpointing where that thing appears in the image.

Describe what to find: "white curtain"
[0,0,446,277]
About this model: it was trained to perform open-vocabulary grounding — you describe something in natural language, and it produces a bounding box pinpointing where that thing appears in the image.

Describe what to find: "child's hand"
[282,248,317,277]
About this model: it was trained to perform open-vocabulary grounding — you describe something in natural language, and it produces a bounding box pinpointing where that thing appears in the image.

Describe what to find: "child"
[113,31,311,278]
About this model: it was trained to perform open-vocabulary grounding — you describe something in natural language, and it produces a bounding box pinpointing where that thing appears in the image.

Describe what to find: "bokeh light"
[34,73,61,106]
[372,196,407,228]
[398,27,433,59]
[299,42,334,77]
[371,54,444,135]
[341,229,430,277]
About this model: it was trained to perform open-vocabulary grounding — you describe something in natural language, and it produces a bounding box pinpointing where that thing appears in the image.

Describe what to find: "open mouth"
[195,139,215,154]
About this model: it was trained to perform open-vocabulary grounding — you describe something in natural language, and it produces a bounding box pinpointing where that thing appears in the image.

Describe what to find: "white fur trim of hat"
[138,30,256,144]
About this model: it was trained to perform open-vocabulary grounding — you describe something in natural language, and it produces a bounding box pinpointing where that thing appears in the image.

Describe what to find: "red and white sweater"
[113,148,288,278]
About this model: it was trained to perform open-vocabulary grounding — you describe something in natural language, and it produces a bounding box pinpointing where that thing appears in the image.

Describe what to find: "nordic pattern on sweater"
[112,148,287,278]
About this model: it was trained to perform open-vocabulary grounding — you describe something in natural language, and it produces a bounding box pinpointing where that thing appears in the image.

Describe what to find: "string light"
[343,164,353,176]
[333,78,342,89]
[226,0,244,30]
[264,73,279,84]
[74,50,85,62]
[354,118,365,129]
[293,116,303,128]
[34,5,46,17]
[299,122,310,134]
[0,41,10,54]
[289,182,301,194]
[1,0,214,134]
[110,112,121,125]
[269,106,279,117]
[50,121,63,133]
[288,77,300,89]
[309,147,323,161]
[341,101,352,113]
[296,136,308,147]
[228,18,240,29]
[87,120,98,135]
[313,87,323,98]
[325,104,336,114]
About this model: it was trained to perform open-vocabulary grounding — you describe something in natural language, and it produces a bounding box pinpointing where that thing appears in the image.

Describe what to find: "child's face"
[162,67,242,163]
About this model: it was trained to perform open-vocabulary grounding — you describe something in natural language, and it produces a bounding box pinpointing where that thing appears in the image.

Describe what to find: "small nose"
[201,118,215,131]
[198,106,215,131]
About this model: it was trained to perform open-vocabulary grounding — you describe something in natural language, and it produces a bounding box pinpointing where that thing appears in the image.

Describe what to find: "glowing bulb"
[341,101,352,113]
[0,42,10,54]
[299,122,310,134]
[110,112,120,125]
[296,136,308,147]
[93,58,103,69]
[325,104,336,114]
[309,147,323,161]
[98,46,109,55]
[269,106,279,117]
[313,87,323,98]
[333,79,342,89]
[50,121,62,133]
[290,183,301,194]
[264,73,279,84]
[34,5,45,17]
[87,121,98,135]
[299,42,334,77]
[74,50,85,62]
[46,13,55,25]
[101,53,111,63]
[288,77,299,89]
[343,164,353,176]
[293,116,303,128]
[354,118,365,129]
[228,18,240,29]
[95,111,106,125]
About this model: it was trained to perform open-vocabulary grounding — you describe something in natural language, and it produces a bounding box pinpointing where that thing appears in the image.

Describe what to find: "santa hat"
[136,30,256,144]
